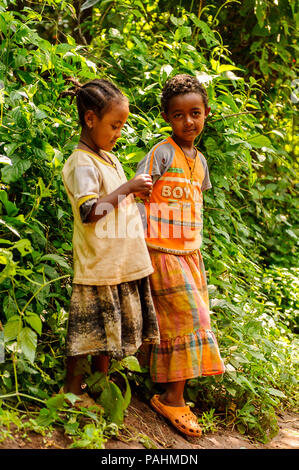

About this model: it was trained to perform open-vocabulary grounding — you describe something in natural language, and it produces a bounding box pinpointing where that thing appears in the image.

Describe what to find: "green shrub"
[0,0,297,445]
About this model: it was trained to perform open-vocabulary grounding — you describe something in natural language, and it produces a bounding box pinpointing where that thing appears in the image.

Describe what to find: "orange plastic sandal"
[150,394,202,437]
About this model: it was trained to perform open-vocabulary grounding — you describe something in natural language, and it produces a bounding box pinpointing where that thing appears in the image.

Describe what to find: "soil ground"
[0,394,298,450]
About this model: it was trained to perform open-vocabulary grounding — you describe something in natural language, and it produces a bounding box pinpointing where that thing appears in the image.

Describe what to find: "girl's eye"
[174,114,182,119]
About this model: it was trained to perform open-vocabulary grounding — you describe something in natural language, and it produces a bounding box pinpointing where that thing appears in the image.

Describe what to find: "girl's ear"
[161,111,170,123]
[84,110,96,129]
[205,107,211,119]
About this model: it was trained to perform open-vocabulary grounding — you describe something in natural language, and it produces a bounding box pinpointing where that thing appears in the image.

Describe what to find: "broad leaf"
[122,356,142,372]
[1,156,31,183]
[99,381,124,425]
[25,312,42,335]
[18,327,37,363]
[4,315,21,342]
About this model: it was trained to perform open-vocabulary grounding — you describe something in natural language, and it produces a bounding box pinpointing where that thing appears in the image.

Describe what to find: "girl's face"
[162,92,210,147]
[85,99,129,151]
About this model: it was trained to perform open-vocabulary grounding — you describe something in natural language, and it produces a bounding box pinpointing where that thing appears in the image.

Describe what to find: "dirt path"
[0,394,298,450]
[105,395,299,450]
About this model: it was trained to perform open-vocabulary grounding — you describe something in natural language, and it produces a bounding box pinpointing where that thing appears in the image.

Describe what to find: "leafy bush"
[0,0,298,445]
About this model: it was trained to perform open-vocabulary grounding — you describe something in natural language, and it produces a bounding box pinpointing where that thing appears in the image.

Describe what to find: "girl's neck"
[78,130,100,154]
[78,133,115,167]
[171,134,196,158]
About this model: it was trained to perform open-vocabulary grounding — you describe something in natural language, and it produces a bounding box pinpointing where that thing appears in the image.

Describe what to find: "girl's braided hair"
[60,77,127,127]
[161,74,208,113]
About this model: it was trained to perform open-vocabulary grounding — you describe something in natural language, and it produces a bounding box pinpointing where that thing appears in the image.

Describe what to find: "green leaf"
[3,295,18,319]
[1,156,31,183]
[64,420,80,435]
[226,385,237,397]
[46,394,65,410]
[0,218,20,238]
[37,408,56,427]
[4,315,21,342]
[0,248,17,283]
[0,190,18,217]
[0,155,12,165]
[18,327,37,363]
[285,229,297,239]
[247,134,272,148]
[25,312,42,335]
[170,15,185,27]
[85,371,107,394]
[236,375,257,395]
[218,64,242,73]
[64,393,81,405]
[99,381,124,425]
[12,239,32,256]
[160,64,173,81]
[80,0,100,11]
[266,388,286,398]
[118,371,131,410]
[190,15,219,46]
[174,26,192,41]
[40,253,72,271]
[122,356,142,372]
[124,151,145,163]
[255,0,266,28]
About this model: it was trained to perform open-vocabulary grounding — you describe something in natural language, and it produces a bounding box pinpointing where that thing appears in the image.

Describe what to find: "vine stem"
[0,392,96,416]
[209,110,262,122]
[20,274,69,315]
[198,0,203,18]
[7,274,70,398]
[12,353,20,402]
[212,0,241,26]
[0,392,45,405]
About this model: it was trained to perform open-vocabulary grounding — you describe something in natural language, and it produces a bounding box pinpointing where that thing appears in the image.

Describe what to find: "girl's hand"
[128,174,152,195]
[86,174,152,223]
[134,190,152,199]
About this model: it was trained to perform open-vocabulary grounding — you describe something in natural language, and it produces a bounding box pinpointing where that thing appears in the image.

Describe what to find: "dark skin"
[157,92,210,407]
[65,101,152,395]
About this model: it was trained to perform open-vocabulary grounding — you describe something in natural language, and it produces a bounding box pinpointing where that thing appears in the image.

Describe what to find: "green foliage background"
[0,0,298,446]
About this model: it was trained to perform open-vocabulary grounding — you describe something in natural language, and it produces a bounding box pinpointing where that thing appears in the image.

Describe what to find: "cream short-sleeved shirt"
[62,149,153,285]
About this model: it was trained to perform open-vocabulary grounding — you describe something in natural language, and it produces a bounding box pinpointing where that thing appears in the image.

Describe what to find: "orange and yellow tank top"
[137,136,211,255]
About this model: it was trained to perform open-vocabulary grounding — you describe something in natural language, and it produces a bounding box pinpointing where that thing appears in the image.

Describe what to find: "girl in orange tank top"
[136,74,225,437]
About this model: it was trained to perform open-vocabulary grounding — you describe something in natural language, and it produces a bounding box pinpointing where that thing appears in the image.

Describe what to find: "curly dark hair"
[161,74,208,113]
[60,78,128,127]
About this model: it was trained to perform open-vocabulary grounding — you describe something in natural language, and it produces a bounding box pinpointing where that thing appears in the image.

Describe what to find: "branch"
[209,110,262,122]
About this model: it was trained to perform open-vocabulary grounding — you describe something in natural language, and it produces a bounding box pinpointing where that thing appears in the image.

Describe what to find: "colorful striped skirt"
[148,249,225,383]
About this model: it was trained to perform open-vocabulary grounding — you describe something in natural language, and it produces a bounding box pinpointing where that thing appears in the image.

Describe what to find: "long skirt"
[66,276,160,360]
[148,249,225,383]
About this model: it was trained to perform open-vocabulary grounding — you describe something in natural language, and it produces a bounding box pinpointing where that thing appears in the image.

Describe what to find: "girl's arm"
[86,173,152,223]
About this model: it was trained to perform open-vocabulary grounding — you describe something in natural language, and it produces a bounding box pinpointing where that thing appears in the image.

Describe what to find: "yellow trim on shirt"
[77,194,98,208]
[73,149,116,168]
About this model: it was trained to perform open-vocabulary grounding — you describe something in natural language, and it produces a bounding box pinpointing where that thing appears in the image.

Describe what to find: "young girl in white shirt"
[61,78,159,405]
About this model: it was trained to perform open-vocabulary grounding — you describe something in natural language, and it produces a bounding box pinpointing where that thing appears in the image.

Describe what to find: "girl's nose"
[185,115,193,126]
